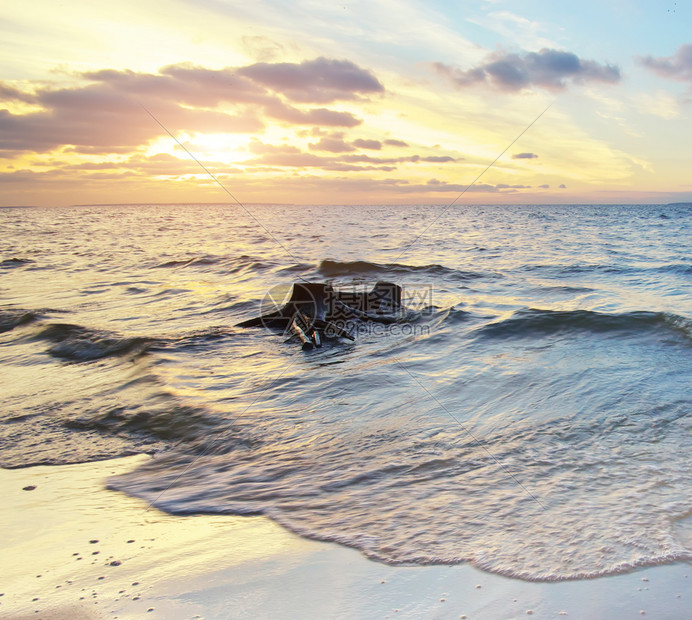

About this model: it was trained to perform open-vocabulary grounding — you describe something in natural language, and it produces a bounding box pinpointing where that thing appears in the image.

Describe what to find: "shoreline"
[2,456,689,619]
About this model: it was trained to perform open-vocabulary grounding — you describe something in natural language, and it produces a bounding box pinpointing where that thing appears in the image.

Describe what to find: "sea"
[1,203,691,582]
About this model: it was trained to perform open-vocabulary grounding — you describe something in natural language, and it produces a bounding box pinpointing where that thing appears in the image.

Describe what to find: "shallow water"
[1,203,691,580]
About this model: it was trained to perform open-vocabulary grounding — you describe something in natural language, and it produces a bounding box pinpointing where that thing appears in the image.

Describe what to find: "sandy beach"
[1,455,689,619]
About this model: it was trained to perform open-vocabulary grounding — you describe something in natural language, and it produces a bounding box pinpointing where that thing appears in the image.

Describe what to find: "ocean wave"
[153,254,273,274]
[154,256,221,269]
[0,375,220,468]
[654,263,692,276]
[0,309,41,333]
[162,326,237,350]
[63,401,216,442]
[32,323,155,361]
[521,263,633,276]
[475,308,692,341]
[521,262,692,278]
[430,306,475,327]
[318,259,486,281]
[0,257,34,268]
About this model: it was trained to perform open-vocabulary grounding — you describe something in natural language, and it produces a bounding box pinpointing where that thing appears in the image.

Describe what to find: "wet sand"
[1,456,689,619]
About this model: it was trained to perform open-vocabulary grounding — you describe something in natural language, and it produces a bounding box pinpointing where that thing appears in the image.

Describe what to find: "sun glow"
[145,133,256,167]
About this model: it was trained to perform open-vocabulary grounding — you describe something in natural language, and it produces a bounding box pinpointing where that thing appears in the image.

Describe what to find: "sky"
[1,0,692,206]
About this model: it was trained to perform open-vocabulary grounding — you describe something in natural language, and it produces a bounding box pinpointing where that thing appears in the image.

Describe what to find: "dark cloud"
[538,184,550,189]
[237,57,384,103]
[435,48,620,92]
[512,152,538,159]
[640,44,692,82]
[353,139,382,150]
[559,184,567,189]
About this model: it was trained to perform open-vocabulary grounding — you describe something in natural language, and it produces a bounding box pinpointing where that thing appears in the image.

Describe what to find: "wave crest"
[33,323,155,361]
[476,309,692,341]
[0,309,41,333]
[318,259,485,281]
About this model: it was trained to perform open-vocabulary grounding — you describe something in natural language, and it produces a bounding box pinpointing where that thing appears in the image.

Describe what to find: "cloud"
[639,44,692,83]
[0,99,262,153]
[237,57,384,103]
[512,152,538,159]
[6,152,242,178]
[384,139,409,147]
[0,57,380,153]
[559,184,567,188]
[434,48,620,92]
[265,101,361,127]
[248,139,301,155]
[0,84,35,103]
[352,139,382,150]
[308,137,355,153]
[634,91,681,119]
[422,155,457,162]
[240,36,293,63]
[241,145,460,172]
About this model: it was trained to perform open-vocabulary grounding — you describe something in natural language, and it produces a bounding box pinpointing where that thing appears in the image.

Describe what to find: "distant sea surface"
[2,203,691,581]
